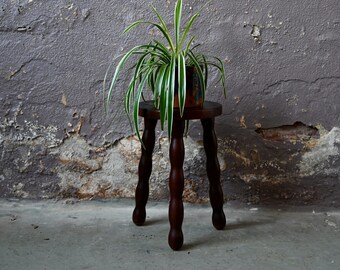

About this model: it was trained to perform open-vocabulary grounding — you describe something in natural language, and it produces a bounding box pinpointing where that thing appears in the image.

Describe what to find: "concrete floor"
[0,199,339,270]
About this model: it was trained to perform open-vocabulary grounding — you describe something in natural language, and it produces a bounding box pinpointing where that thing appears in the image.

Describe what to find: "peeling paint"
[50,135,211,202]
[0,0,340,205]
[61,94,68,107]
[256,122,319,142]
[239,115,247,128]
[0,115,61,148]
[299,128,340,177]
[251,25,261,41]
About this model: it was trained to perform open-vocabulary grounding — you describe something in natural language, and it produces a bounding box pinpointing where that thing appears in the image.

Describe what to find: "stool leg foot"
[201,118,226,230]
[168,120,185,250]
[212,203,226,230]
[133,118,157,226]
[168,228,184,251]
[133,208,146,226]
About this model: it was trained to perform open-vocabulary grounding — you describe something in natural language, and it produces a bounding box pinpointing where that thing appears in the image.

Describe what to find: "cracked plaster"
[0,0,340,205]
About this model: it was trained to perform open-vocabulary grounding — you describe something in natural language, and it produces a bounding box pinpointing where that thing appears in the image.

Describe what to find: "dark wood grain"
[168,120,185,250]
[201,118,226,230]
[134,101,225,250]
[139,101,222,119]
[132,118,157,226]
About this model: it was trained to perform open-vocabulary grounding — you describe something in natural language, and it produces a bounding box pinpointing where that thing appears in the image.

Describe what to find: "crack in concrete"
[0,14,53,34]
[261,76,340,95]
[16,14,53,34]
[8,58,51,79]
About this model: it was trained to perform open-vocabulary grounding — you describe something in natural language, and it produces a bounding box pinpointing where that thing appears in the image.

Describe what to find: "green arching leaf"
[150,5,176,52]
[152,65,159,93]
[147,43,170,63]
[141,92,147,102]
[125,53,160,117]
[123,20,145,33]
[133,69,154,146]
[204,61,222,70]
[184,36,195,56]
[154,65,167,109]
[151,5,171,35]
[125,54,150,117]
[125,64,152,132]
[201,54,208,90]
[147,58,156,92]
[148,52,168,64]
[152,40,171,60]
[178,51,186,116]
[178,13,199,50]
[189,43,201,52]
[106,45,147,110]
[103,54,119,113]
[160,66,170,130]
[203,57,227,97]
[194,53,203,62]
[167,54,176,138]
[139,45,169,64]
[174,0,182,51]
[212,56,227,97]
[105,0,227,148]
[178,0,212,50]
[130,44,168,53]
[124,20,175,53]
[124,78,136,131]
[187,50,206,101]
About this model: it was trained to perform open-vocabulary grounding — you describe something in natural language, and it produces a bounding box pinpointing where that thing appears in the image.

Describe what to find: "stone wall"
[1,0,339,205]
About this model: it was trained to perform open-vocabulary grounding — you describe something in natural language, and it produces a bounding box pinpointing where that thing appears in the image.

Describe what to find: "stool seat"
[138,100,222,119]
[133,101,226,250]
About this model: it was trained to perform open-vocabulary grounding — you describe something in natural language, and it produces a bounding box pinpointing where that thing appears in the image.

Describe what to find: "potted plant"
[104,0,226,143]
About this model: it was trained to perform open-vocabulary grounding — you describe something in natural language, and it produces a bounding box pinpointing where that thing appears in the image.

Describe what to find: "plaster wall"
[0,0,339,205]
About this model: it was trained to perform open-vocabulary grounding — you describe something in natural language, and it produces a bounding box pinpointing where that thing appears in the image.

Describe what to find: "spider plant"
[104,0,226,143]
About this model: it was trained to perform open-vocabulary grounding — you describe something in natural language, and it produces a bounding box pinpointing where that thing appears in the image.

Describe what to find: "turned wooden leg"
[133,118,157,226]
[201,118,226,230]
[168,120,185,250]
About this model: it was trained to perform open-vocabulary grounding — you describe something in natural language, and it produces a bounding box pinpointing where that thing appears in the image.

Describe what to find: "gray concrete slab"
[0,199,339,270]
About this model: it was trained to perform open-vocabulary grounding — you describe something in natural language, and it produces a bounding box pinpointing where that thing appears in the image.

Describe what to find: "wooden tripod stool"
[132,101,226,250]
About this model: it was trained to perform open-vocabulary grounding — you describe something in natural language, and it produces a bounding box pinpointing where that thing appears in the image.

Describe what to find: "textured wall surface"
[0,0,339,205]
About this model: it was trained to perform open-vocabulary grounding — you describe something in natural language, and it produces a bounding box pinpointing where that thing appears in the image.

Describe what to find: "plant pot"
[174,66,203,108]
